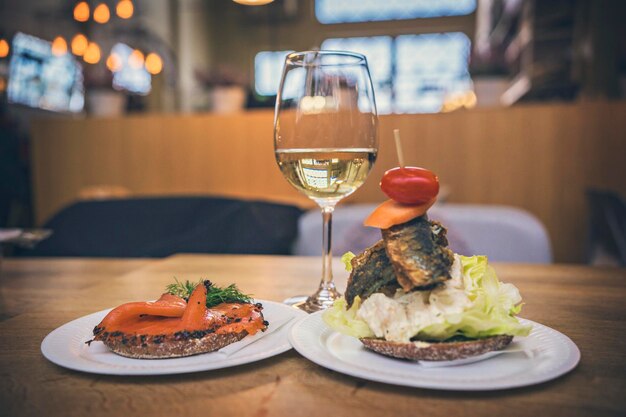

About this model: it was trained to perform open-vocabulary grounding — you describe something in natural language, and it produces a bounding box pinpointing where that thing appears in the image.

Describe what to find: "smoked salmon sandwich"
[88,280,267,359]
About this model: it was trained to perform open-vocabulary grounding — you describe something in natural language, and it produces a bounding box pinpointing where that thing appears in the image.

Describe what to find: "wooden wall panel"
[30,102,626,263]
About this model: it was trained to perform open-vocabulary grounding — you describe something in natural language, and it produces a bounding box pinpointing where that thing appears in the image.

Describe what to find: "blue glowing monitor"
[7,32,84,113]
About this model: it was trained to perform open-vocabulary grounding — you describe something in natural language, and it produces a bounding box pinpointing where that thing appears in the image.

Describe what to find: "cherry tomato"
[380,167,439,205]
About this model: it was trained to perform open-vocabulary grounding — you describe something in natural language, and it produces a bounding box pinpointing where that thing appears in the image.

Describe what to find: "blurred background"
[1,0,625,264]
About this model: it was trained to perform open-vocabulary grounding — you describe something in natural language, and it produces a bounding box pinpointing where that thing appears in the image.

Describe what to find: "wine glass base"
[283,287,341,314]
[283,295,320,314]
[283,295,308,307]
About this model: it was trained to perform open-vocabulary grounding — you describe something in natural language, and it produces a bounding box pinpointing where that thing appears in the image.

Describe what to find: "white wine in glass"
[274,51,378,313]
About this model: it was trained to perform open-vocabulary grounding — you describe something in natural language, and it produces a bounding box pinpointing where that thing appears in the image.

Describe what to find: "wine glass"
[274,50,378,313]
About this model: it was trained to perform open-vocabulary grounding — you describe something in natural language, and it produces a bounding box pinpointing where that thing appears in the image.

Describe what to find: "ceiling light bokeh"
[71,34,89,56]
[128,49,144,69]
[84,42,101,64]
[93,3,111,24]
[73,1,90,22]
[0,39,9,58]
[232,0,275,5]
[116,0,134,19]
[145,53,163,75]
[51,36,68,56]
[106,53,123,72]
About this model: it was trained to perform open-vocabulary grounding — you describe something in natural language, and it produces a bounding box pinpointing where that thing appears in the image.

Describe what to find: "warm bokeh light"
[441,91,477,113]
[84,42,101,64]
[51,36,68,56]
[232,0,275,5]
[93,3,111,24]
[0,39,9,58]
[0,77,6,92]
[106,53,122,72]
[116,0,134,19]
[71,34,89,56]
[73,1,90,22]
[144,52,163,75]
[465,91,477,109]
[128,49,144,69]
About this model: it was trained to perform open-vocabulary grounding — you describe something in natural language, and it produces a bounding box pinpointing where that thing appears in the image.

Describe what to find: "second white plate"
[289,312,580,391]
[42,300,306,375]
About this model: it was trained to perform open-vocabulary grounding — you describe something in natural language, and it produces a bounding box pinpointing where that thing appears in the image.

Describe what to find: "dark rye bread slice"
[360,334,513,361]
[94,330,248,359]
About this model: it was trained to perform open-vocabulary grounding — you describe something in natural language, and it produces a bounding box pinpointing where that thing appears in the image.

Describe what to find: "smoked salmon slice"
[95,293,188,330]
[90,280,267,359]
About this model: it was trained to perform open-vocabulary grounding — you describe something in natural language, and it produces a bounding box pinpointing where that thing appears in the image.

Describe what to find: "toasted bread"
[360,334,513,361]
[96,330,249,359]
[90,281,266,359]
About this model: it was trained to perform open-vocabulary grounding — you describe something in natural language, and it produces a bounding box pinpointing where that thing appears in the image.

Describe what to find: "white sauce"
[357,255,471,343]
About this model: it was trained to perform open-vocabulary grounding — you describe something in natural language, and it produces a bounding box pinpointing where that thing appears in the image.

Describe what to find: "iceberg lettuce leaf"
[322,296,374,338]
[323,255,530,341]
[341,252,356,272]
[417,255,530,339]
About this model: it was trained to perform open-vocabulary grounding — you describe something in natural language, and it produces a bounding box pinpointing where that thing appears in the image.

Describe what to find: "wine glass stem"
[320,205,335,290]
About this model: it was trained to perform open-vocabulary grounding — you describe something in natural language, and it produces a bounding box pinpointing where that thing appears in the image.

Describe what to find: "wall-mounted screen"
[7,32,84,113]
[111,43,151,95]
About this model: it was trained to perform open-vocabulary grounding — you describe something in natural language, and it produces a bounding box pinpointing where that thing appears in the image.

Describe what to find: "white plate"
[289,312,580,391]
[41,300,306,375]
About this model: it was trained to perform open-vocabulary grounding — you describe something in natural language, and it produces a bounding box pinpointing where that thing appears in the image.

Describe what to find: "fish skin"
[430,220,450,247]
[382,215,454,291]
[345,240,399,308]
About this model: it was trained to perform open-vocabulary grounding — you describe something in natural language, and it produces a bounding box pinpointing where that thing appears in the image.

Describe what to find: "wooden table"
[1,255,625,417]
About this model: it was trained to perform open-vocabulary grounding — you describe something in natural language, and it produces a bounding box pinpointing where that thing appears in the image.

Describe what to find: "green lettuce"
[322,296,374,338]
[418,255,531,339]
[341,251,356,272]
[323,255,531,341]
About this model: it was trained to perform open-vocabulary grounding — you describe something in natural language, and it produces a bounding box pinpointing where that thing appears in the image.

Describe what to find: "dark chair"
[586,189,626,266]
[15,197,303,257]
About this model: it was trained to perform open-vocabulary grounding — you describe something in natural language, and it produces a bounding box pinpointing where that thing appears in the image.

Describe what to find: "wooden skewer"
[393,129,405,168]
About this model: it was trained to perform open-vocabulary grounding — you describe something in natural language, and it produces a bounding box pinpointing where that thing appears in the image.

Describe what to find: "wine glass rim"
[285,50,367,67]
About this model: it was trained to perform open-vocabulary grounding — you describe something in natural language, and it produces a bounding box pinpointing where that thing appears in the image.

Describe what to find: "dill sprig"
[165,278,253,307]
[165,278,197,299]
[206,283,253,307]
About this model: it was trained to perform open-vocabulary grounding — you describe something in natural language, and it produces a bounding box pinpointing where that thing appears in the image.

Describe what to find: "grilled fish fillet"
[345,240,399,308]
[382,216,454,291]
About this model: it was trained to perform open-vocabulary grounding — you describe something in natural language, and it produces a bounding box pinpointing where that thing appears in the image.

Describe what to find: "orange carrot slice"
[364,198,436,229]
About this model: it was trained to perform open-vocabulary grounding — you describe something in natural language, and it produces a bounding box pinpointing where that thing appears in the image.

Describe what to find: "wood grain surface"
[1,255,625,417]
